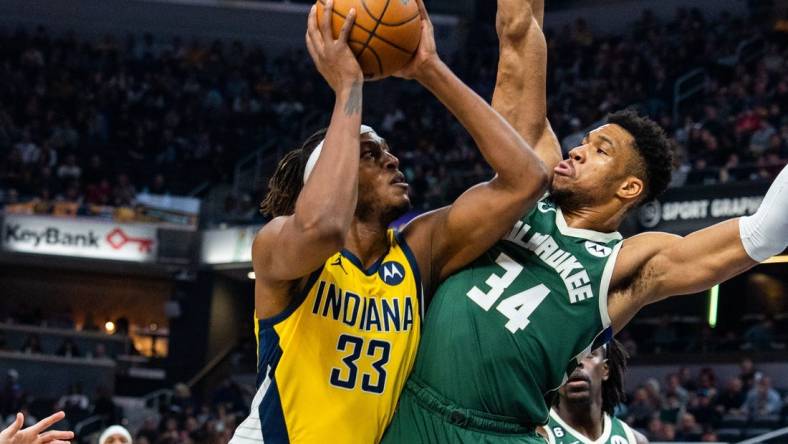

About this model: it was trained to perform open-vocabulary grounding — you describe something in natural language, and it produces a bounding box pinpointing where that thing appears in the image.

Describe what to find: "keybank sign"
[2,215,157,262]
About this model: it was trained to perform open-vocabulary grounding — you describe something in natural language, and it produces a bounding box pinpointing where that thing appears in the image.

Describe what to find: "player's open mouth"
[554,160,575,178]
[391,173,409,188]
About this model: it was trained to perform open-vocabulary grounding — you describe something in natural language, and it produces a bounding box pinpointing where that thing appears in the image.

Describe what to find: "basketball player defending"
[229,0,548,442]
[382,0,788,442]
[541,341,648,444]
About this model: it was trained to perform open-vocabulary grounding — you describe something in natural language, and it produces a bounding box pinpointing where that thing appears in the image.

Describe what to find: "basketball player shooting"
[381,0,788,442]
[541,341,648,444]
[229,0,548,442]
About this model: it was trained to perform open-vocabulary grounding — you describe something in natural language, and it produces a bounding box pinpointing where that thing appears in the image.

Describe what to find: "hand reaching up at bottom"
[0,411,74,444]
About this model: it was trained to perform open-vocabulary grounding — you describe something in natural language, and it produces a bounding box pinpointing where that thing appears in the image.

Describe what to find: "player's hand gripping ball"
[316,0,421,80]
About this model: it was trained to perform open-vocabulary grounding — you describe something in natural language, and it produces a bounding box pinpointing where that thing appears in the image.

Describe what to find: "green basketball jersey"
[409,196,622,426]
[546,409,638,444]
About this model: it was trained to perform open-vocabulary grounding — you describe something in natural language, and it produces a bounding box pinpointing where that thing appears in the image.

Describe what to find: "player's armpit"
[403,178,545,288]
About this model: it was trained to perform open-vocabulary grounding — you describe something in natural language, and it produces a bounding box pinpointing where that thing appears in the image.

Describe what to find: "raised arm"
[253,2,362,315]
[492,0,562,174]
[609,164,788,331]
[399,0,548,286]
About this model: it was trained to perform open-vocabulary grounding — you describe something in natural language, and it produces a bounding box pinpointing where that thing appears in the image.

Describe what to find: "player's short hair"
[259,128,327,218]
[601,339,628,415]
[606,109,673,205]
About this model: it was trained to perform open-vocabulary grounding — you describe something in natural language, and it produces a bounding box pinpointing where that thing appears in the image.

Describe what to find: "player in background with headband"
[229,0,548,442]
[541,341,648,444]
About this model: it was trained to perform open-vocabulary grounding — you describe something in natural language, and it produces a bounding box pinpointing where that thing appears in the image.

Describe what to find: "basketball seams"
[357,0,392,77]
[316,0,416,55]
[315,0,418,75]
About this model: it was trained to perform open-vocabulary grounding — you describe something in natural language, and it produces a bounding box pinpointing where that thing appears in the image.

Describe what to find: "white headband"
[303,125,382,184]
[99,425,132,444]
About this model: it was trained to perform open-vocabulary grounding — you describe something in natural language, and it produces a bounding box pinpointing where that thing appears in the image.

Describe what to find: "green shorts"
[382,379,546,444]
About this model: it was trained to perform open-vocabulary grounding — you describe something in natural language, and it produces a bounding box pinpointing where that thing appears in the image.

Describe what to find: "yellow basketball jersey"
[230,230,422,444]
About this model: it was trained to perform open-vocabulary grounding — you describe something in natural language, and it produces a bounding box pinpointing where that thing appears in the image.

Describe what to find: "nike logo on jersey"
[331,256,348,274]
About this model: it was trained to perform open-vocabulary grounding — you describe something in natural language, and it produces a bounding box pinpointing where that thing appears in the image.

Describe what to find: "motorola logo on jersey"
[584,241,612,258]
[379,261,406,286]
[610,436,628,444]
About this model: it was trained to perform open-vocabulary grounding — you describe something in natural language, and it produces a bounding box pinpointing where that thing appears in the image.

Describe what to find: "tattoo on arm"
[344,81,363,116]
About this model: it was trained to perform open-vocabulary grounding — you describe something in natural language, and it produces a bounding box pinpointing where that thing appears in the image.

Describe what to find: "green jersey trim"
[547,409,613,444]
[555,208,623,243]
[598,241,622,329]
[620,420,638,444]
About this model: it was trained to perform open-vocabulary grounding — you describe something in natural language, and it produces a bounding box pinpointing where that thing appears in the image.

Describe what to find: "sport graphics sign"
[2,215,158,262]
[636,182,768,235]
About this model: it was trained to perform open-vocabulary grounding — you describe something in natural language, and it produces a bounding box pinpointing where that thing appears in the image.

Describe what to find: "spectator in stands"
[91,343,109,360]
[743,375,782,420]
[715,377,747,417]
[56,154,81,182]
[0,370,23,419]
[54,384,89,425]
[739,358,758,390]
[92,386,118,425]
[19,334,42,354]
[98,425,132,444]
[665,373,690,405]
[688,390,721,428]
[135,417,158,444]
[676,412,703,441]
[55,339,81,358]
[743,318,776,351]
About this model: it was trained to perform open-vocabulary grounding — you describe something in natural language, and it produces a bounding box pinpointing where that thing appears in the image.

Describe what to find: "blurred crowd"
[0,5,786,222]
[622,359,788,442]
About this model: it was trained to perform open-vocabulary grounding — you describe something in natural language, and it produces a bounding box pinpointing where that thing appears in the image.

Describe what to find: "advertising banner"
[1,215,158,262]
[636,182,769,235]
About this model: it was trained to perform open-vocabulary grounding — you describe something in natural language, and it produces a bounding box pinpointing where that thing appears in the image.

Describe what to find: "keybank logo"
[4,224,100,248]
[379,261,406,286]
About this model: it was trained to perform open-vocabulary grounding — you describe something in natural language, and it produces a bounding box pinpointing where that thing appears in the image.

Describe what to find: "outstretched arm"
[609,165,788,330]
[399,0,548,286]
[253,2,363,316]
[492,0,562,174]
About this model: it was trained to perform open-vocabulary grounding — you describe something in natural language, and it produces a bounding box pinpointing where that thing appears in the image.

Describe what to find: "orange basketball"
[316,0,421,80]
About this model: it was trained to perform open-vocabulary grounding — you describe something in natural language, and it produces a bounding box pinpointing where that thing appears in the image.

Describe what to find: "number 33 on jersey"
[231,230,422,444]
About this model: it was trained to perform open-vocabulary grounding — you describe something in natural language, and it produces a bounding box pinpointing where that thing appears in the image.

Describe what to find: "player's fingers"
[415,0,431,26]
[307,5,324,48]
[29,411,65,434]
[38,430,75,442]
[320,0,334,41]
[5,412,24,435]
[338,8,356,43]
[305,32,320,64]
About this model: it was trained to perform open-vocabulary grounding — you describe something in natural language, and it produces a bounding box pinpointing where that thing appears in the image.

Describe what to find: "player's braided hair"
[601,339,629,416]
[259,128,327,218]
[606,109,673,205]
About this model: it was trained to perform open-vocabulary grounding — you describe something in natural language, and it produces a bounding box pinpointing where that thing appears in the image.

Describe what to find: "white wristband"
[739,164,788,262]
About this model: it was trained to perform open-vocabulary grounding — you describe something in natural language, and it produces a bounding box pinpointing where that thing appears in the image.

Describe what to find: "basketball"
[316,0,421,80]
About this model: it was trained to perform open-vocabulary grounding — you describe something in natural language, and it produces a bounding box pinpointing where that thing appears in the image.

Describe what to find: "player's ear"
[602,359,610,382]
[616,176,643,202]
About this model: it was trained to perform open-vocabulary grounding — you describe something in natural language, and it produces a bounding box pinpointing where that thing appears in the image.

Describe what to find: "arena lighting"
[104,321,116,333]
[707,285,719,328]
[248,271,256,280]
[763,255,788,264]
